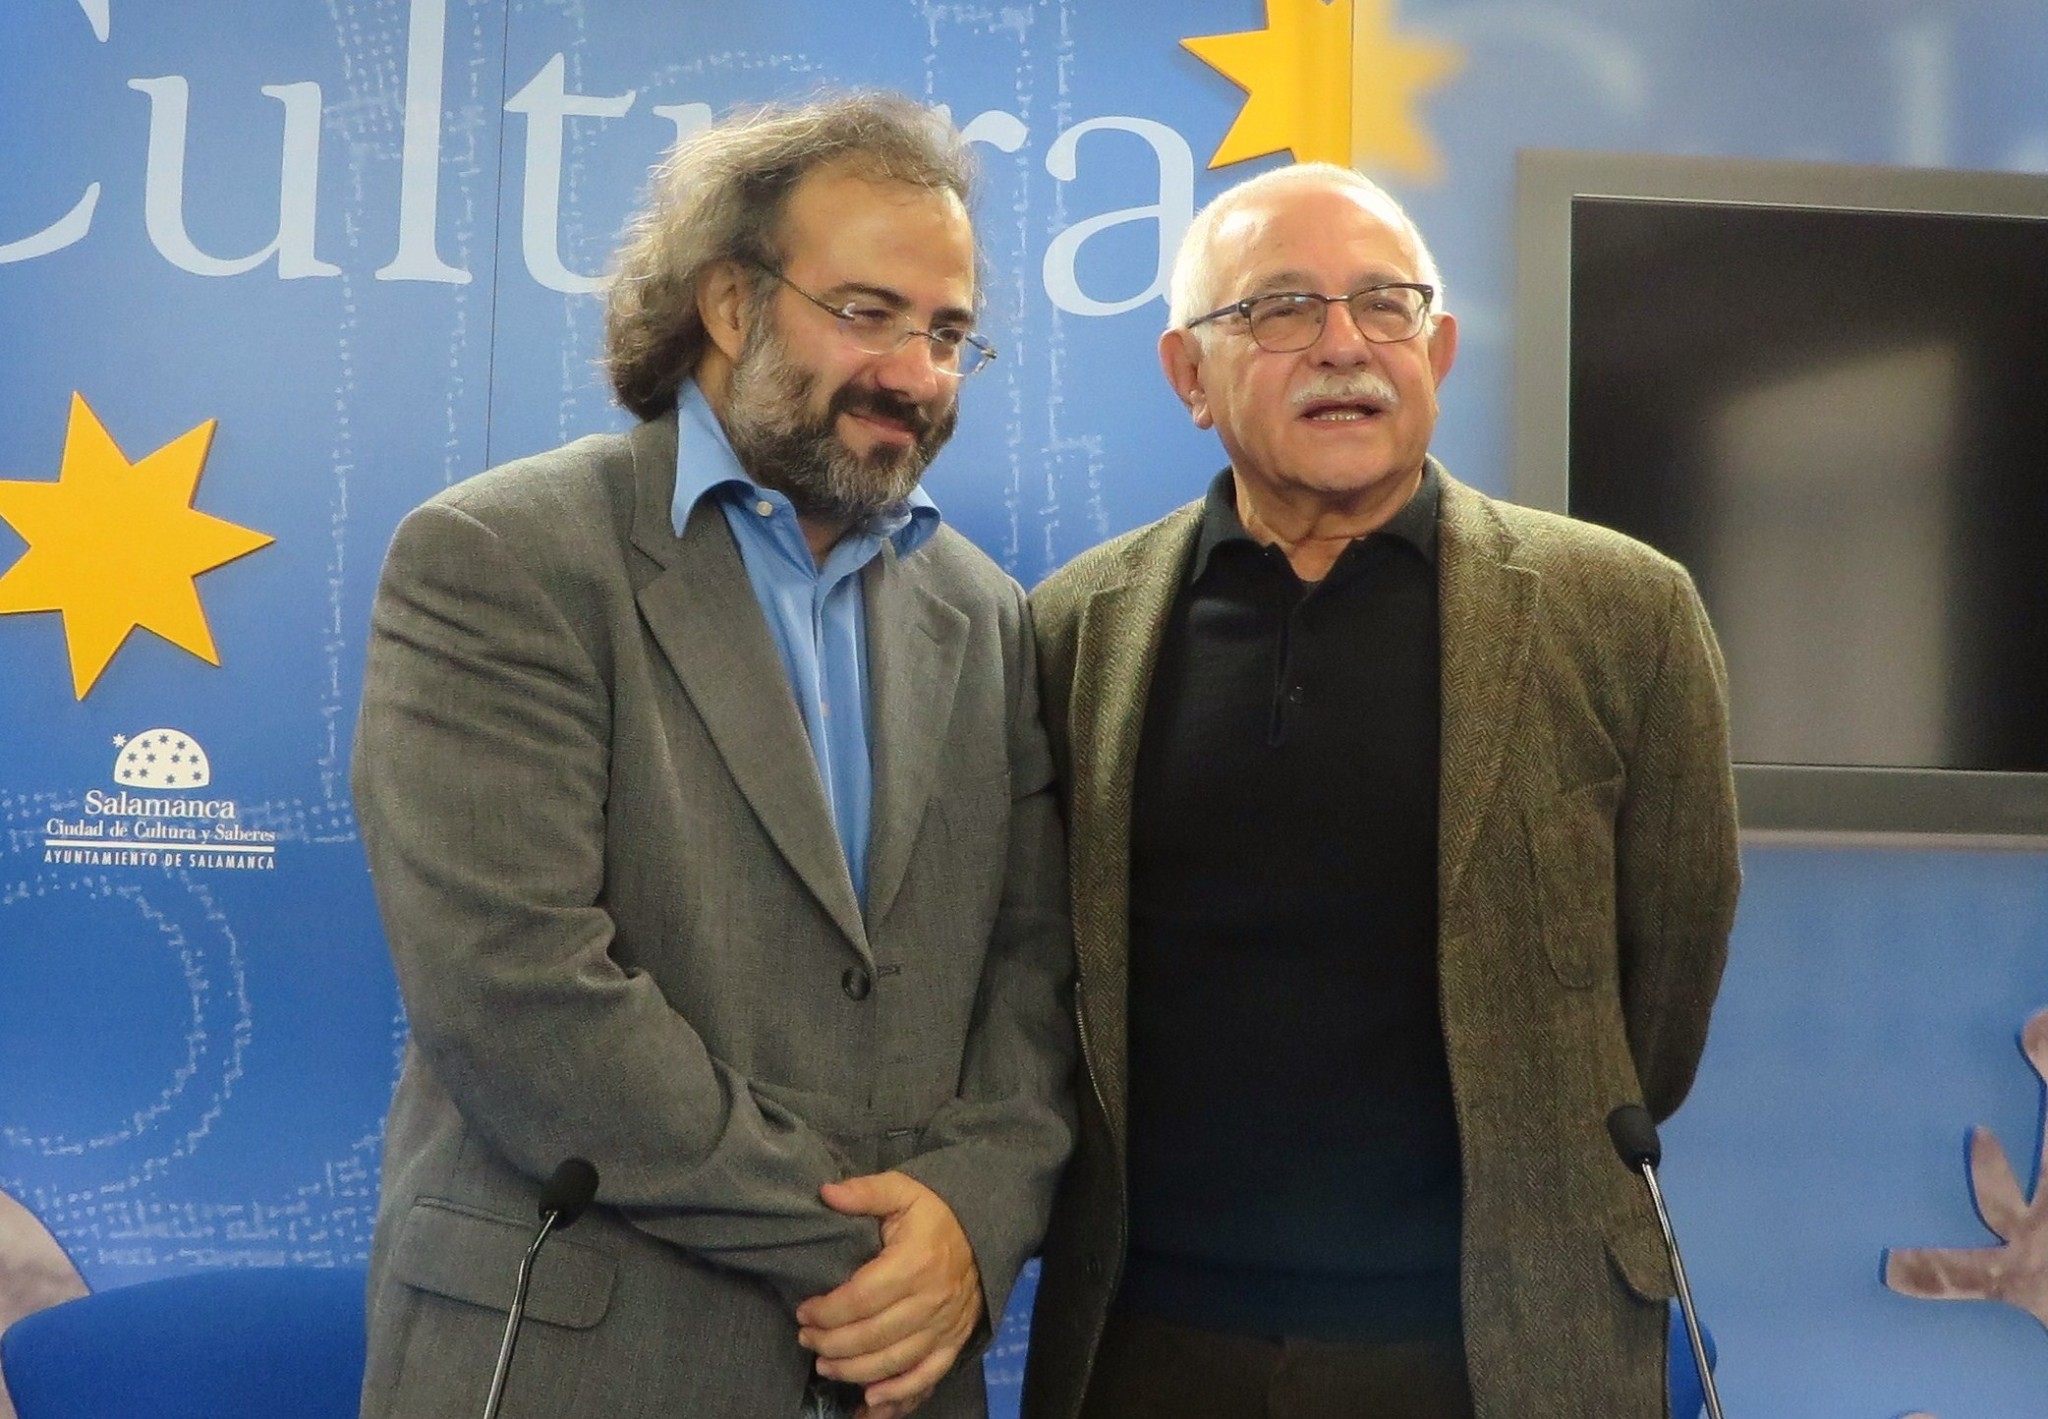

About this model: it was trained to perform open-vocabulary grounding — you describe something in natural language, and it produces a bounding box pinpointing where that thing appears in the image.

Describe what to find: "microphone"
[1607,1102,1662,1170]
[1606,1106,1725,1419]
[537,1157,600,1228]
[481,1158,601,1419]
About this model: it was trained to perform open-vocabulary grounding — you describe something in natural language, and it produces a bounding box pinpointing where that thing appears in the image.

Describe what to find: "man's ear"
[697,260,752,363]
[1159,328,1214,430]
[1426,311,1459,387]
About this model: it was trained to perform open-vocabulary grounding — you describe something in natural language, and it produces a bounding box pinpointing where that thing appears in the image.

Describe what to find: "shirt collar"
[1189,458,1441,584]
[669,378,941,555]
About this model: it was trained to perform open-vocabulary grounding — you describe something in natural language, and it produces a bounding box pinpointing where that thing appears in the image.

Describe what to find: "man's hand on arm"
[795,1171,983,1419]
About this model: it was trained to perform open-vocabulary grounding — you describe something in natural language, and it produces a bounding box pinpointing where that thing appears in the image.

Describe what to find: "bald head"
[1167,163,1445,332]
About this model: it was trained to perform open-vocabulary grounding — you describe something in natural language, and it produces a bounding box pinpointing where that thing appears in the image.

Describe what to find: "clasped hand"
[796,1171,982,1419]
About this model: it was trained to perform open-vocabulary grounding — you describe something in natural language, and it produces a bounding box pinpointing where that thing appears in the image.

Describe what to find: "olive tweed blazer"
[1020,466,1740,1419]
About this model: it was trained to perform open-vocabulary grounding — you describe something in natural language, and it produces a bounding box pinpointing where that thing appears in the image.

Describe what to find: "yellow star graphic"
[1183,0,1463,180]
[0,393,274,698]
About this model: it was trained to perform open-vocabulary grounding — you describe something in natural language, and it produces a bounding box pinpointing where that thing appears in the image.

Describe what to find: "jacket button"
[1083,1257,1102,1280]
[841,966,872,1001]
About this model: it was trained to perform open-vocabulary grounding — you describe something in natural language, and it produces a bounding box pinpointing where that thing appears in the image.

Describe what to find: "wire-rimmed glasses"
[756,264,997,378]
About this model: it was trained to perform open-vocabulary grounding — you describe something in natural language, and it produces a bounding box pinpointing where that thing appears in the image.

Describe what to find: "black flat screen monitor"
[1513,150,2048,841]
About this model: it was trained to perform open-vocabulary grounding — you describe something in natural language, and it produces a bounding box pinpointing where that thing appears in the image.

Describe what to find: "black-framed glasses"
[1184,282,1436,352]
[754,263,997,378]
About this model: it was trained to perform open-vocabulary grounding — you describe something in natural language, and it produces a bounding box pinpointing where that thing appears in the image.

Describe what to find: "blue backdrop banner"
[4,2,2046,1415]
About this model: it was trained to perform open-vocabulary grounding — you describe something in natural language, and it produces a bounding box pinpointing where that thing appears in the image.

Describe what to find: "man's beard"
[722,323,957,527]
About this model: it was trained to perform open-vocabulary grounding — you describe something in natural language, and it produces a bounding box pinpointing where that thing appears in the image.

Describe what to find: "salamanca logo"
[87,728,235,817]
[40,724,276,870]
[82,788,237,819]
[112,727,211,788]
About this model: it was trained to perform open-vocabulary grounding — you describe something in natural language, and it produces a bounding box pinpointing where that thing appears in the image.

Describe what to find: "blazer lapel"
[1066,504,1202,1142]
[862,544,967,931]
[627,420,869,955]
[1437,473,1539,905]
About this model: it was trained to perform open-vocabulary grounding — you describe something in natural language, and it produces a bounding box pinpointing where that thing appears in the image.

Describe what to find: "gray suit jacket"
[1021,468,1740,1419]
[352,413,1075,1419]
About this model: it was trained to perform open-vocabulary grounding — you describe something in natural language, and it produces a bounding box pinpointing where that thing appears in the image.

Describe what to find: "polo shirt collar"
[1190,458,1441,584]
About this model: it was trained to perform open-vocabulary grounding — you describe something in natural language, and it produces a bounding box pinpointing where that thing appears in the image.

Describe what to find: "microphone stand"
[482,1207,565,1419]
[1626,1153,1726,1419]
[475,1157,597,1419]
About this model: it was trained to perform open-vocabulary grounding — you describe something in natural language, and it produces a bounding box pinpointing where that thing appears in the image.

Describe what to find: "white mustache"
[1291,373,1401,412]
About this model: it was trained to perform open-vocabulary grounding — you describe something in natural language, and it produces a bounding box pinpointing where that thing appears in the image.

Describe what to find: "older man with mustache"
[1021,163,1740,1419]
[353,93,1073,1419]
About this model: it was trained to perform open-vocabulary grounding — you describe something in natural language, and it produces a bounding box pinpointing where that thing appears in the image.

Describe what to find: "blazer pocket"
[1604,1205,1676,1304]
[1530,775,1622,989]
[390,1197,617,1329]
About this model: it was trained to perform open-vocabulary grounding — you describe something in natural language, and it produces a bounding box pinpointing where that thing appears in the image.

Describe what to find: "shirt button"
[754,499,774,517]
[841,966,873,1001]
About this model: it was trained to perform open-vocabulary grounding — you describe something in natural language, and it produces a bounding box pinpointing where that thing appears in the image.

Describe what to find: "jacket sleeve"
[1614,569,1742,1122]
[895,577,1079,1334]
[354,500,878,1308]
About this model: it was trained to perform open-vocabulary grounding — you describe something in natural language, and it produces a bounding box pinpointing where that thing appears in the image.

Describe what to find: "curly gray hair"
[604,92,977,421]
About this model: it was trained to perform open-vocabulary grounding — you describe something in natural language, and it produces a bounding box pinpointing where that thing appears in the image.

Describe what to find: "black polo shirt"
[1120,464,1460,1344]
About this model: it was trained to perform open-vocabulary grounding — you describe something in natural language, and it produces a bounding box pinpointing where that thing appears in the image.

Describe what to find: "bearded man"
[352,93,1073,1419]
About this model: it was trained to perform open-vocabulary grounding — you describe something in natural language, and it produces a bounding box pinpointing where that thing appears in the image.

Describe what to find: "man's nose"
[1310,298,1377,363]
[871,333,948,402]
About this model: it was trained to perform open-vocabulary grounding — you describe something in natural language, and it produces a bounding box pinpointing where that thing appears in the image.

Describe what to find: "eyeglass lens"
[1248,288,1426,351]
[836,309,989,375]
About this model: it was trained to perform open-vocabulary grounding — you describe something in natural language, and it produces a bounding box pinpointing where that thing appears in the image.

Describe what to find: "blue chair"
[1668,1300,1719,1419]
[0,1267,367,1419]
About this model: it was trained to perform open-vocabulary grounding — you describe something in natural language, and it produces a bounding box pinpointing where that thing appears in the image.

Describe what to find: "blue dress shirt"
[671,380,940,906]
